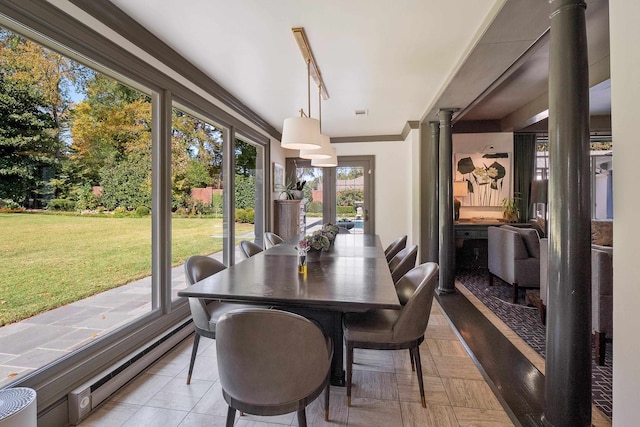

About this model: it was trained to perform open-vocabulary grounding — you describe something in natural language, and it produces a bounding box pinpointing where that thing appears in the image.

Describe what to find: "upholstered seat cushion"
[343,309,399,343]
[502,225,540,258]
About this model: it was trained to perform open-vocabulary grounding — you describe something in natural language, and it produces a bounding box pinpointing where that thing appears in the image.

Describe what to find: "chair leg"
[186,333,201,384]
[411,346,426,408]
[409,349,415,371]
[489,273,494,286]
[594,331,606,366]
[225,406,236,427]
[297,409,307,427]
[512,283,519,304]
[324,381,330,421]
[346,341,354,407]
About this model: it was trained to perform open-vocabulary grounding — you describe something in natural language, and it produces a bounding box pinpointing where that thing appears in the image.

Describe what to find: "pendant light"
[281,59,321,150]
[311,146,337,167]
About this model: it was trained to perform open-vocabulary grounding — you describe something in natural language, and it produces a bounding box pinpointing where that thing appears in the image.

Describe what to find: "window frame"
[0,1,274,416]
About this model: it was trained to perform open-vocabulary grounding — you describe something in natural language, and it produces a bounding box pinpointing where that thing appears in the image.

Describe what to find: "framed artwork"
[454,152,511,207]
[273,162,284,192]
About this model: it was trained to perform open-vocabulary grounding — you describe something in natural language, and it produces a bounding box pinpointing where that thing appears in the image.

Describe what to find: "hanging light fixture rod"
[292,27,329,100]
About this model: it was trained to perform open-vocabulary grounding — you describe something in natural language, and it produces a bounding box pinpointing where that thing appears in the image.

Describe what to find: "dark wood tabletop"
[178,233,400,312]
[178,233,400,386]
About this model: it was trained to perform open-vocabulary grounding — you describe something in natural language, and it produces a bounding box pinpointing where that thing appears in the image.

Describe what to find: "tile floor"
[79,302,515,427]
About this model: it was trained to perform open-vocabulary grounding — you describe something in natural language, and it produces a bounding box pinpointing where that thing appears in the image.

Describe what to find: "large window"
[0,26,155,387]
[234,136,264,250]
[0,14,268,399]
[170,108,225,299]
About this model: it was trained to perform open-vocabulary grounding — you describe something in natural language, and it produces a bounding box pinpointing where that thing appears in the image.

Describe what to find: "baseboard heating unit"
[68,321,193,425]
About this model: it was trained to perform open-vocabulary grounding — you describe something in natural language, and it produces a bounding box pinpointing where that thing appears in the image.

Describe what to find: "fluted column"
[420,121,440,263]
[544,0,591,426]
[437,110,455,293]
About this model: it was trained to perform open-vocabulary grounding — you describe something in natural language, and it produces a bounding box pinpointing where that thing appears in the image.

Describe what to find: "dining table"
[178,233,401,386]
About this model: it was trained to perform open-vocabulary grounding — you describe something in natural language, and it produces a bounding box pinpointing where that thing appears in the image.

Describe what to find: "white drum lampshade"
[281,117,321,150]
[300,133,332,159]
[0,388,37,427]
[311,146,337,167]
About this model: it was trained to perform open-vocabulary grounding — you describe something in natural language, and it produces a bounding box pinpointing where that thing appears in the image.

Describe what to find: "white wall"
[610,1,640,423]
[452,132,514,220]
[334,134,415,248]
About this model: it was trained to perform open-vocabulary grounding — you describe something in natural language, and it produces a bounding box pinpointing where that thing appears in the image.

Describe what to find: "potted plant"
[280,179,306,200]
[501,195,520,223]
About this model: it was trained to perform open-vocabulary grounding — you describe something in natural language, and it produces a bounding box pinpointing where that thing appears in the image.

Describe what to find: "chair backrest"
[389,245,418,285]
[385,235,407,262]
[264,232,284,249]
[184,256,226,330]
[216,308,331,411]
[240,240,263,259]
[392,263,439,342]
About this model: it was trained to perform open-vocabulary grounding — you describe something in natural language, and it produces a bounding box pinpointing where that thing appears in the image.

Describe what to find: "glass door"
[334,156,374,235]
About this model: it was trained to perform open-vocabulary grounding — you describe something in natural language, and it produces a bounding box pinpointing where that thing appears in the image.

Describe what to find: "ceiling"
[102,0,610,140]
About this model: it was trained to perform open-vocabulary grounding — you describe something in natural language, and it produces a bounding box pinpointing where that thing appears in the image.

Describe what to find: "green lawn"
[0,213,253,325]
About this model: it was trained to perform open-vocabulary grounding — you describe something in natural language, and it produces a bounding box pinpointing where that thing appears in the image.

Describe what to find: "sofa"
[488,225,541,303]
[539,239,613,365]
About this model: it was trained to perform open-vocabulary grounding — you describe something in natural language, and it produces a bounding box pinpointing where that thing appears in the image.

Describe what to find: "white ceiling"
[108,0,503,138]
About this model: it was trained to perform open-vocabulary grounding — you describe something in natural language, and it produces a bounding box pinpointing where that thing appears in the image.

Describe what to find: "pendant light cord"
[307,58,311,119]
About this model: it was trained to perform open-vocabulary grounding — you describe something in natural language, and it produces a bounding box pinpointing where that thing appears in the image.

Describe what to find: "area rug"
[456,267,613,419]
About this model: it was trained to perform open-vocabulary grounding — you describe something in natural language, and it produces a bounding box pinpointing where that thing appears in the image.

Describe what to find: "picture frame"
[454,152,512,207]
[273,162,284,192]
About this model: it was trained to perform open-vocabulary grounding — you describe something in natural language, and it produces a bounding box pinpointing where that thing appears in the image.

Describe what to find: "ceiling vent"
[354,109,368,116]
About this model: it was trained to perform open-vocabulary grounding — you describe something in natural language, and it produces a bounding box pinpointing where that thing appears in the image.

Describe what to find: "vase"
[298,254,307,274]
[307,248,322,262]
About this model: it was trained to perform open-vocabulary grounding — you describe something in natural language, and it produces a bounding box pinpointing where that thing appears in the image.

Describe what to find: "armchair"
[488,225,541,303]
[539,239,613,365]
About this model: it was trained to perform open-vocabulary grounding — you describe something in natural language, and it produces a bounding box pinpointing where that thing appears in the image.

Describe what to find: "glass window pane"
[336,166,365,234]
[294,165,323,234]
[234,136,264,258]
[0,26,154,387]
[170,108,225,297]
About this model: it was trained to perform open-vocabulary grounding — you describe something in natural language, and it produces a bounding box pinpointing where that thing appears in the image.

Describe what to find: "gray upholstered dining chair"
[183,255,253,384]
[384,235,407,262]
[388,244,418,287]
[264,231,284,249]
[239,240,263,259]
[343,262,439,408]
[216,308,333,427]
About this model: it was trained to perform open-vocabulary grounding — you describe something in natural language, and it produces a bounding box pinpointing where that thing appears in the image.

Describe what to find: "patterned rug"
[456,267,612,419]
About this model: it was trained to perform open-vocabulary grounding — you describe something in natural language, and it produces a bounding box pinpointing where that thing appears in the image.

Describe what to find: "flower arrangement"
[322,223,340,241]
[301,230,331,251]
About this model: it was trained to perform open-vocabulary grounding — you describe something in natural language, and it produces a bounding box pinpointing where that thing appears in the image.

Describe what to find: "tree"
[234,174,255,210]
[235,139,257,177]
[337,188,363,207]
[337,167,364,180]
[0,73,58,204]
[99,153,151,210]
[1,29,88,134]
[70,75,152,184]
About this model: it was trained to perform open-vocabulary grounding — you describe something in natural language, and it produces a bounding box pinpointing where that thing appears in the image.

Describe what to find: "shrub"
[337,206,355,216]
[235,208,255,223]
[113,206,128,216]
[47,198,76,211]
[75,186,100,211]
[307,201,323,213]
[135,206,150,216]
[0,199,20,209]
[337,188,363,208]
